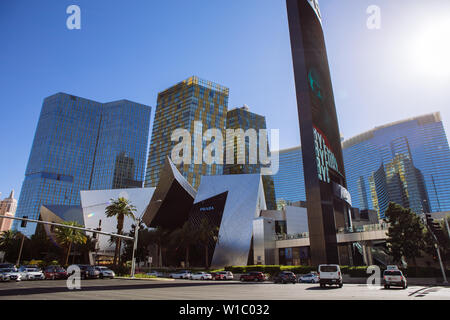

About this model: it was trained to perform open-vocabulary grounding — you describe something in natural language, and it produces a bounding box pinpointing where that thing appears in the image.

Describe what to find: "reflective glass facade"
[273,146,306,208]
[14,93,151,236]
[224,106,277,209]
[343,113,450,218]
[145,76,229,189]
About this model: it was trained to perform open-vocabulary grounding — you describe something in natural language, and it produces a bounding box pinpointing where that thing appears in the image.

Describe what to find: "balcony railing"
[337,223,389,234]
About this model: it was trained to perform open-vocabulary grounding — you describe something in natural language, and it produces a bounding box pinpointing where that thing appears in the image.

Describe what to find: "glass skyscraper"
[145,76,229,189]
[14,93,151,235]
[273,113,450,218]
[273,146,306,209]
[343,112,450,218]
[224,105,277,210]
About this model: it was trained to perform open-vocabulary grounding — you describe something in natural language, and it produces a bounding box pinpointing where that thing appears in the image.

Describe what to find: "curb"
[116,276,175,281]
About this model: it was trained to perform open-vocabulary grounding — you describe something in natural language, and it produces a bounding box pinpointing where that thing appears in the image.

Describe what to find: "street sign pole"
[130,219,140,279]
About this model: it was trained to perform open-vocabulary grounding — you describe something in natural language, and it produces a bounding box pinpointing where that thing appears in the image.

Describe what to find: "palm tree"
[148,227,170,268]
[105,197,137,266]
[196,218,219,268]
[170,221,197,268]
[0,230,19,250]
[54,221,87,265]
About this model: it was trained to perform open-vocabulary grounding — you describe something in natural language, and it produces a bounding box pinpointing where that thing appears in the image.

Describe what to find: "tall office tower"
[224,105,277,209]
[0,190,17,232]
[14,93,151,236]
[272,146,306,209]
[343,112,450,218]
[145,76,229,190]
[287,0,352,265]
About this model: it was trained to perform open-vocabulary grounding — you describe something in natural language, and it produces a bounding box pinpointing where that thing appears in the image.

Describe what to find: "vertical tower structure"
[286,0,352,265]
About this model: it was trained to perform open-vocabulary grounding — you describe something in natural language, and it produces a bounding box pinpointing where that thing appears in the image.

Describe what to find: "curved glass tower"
[343,112,450,218]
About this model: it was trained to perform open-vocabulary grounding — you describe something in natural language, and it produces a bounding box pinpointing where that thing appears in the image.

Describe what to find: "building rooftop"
[159,76,229,97]
[342,112,442,150]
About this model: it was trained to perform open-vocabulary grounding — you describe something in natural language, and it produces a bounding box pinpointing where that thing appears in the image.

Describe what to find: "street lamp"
[130,199,162,278]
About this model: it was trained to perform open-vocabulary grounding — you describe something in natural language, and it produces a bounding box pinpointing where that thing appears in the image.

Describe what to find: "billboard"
[287,0,350,265]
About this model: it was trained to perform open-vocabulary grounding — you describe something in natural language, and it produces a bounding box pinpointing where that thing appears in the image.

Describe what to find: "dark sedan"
[273,271,297,284]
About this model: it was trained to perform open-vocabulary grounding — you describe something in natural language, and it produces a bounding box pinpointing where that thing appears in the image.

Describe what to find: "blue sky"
[1,0,450,199]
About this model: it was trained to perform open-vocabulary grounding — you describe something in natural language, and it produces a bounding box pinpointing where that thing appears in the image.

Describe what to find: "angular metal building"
[188,174,267,268]
[80,187,156,257]
[142,157,197,230]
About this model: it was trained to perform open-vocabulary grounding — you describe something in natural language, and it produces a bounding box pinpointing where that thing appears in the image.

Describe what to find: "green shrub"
[110,264,131,276]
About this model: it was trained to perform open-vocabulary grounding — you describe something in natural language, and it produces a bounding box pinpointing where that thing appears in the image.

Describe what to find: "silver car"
[0,268,22,281]
[95,266,115,279]
[18,266,45,280]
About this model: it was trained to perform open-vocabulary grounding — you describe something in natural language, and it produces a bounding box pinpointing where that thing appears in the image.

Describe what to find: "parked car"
[76,265,100,279]
[95,266,115,279]
[0,272,10,282]
[384,269,407,289]
[318,264,343,288]
[18,266,45,280]
[170,270,191,279]
[240,271,266,282]
[214,271,233,280]
[273,271,297,284]
[190,272,212,280]
[0,268,22,281]
[299,272,319,283]
[146,271,164,277]
[44,266,68,280]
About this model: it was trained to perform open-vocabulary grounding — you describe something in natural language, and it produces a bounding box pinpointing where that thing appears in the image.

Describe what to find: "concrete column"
[361,243,368,266]
[366,241,373,266]
[347,244,354,266]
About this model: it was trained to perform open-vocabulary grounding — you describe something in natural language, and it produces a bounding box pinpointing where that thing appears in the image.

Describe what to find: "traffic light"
[426,213,447,244]
[21,216,28,228]
[92,227,101,239]
[425,213,434,226]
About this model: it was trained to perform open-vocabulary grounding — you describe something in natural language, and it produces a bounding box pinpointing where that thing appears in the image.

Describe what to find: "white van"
[318,264,343,288]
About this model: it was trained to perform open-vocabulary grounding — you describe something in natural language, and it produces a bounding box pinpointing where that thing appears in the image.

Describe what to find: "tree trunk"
[113,238,120,266]
[65,241,72,266]
[117,238,122,265]
[158,244,162,267]
[185,246,190,268]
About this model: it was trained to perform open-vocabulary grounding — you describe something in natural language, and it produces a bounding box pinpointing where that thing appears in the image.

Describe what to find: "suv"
[240,272,266,282]
[384,269,407,289]
[273,271,297,284]
[318,264,343,288]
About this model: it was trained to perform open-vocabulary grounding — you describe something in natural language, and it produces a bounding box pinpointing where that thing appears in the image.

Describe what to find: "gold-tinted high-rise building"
[145,76,229,189]
[224,105,277,209]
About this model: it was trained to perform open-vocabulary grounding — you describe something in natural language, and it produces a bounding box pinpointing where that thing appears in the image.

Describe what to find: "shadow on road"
[0,280,257,297]
[305,286,342,290]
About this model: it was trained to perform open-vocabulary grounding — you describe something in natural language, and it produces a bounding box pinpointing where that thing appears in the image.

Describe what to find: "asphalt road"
[0,278,449,300]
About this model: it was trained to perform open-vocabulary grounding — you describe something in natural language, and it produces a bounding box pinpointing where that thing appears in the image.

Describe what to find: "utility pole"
[16,233,25,266]
[444,215,450,239]
[130,219,140,278]
[424,214,448,284]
